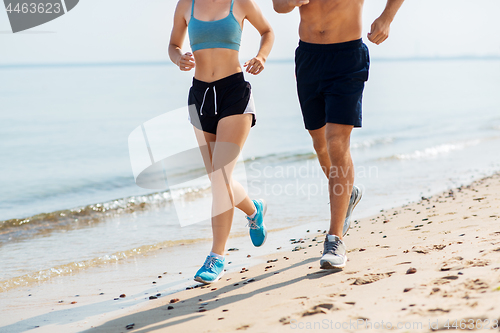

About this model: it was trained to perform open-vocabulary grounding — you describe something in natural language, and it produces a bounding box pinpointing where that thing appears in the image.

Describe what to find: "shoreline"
[2,172,499,332]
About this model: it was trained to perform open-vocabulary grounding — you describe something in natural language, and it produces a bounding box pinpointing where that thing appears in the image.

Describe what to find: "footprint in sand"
[349,272,395,285]
[440,257,490,271]
[412,244,446,254]
[301,303,338,316]
[461,278,489,291]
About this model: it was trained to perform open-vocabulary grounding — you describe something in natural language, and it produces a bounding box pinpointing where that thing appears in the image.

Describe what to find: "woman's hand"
[177,52,195,71]
[244,56,265,75]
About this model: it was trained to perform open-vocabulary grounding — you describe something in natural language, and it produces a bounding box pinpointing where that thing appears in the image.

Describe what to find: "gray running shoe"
[320,234,347,269]
[342,185,363,237]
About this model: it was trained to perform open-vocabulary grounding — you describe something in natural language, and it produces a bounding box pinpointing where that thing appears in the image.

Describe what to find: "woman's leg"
[193,126,216,176]
[193,125,256,218]
[210,114,255,255]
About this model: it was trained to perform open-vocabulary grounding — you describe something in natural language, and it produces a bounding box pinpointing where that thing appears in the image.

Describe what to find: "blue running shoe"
[194,255,225,284]
[246,199,267,247]
[342,185,363,237]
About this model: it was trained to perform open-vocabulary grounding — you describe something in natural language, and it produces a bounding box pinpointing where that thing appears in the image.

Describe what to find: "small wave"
[383,139,481,161]
[244,151,317,164]
[0,237,209,293]
[0,186,211,237]
[0,225,293,293]
[351,137,395,149]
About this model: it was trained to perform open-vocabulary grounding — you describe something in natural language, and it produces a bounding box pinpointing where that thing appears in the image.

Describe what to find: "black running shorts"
[188,72,256,135]
[295,39,370,130]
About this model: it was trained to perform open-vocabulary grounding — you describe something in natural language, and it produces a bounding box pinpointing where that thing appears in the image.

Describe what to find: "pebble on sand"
[170,298,180,303]
[125,323,135,330]
[406,267,417,274]
[120,294,126,298]
[167,306,174,310]
[149,296,157,300]
[71,301,77,304]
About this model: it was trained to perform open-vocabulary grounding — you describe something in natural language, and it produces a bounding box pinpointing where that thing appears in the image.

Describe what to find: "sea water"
[1,58,499,292]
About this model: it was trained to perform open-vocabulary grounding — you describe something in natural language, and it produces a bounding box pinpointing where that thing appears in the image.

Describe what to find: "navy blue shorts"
[295,39,370,130]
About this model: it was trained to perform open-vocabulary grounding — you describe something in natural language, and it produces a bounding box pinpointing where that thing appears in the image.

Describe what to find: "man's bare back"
[298,0,364,44]
[273,0,404,45]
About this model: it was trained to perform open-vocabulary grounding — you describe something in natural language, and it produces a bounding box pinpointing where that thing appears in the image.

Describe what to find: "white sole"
[194,269,225,285]
[343,186,363,237]
[320,256,347,269]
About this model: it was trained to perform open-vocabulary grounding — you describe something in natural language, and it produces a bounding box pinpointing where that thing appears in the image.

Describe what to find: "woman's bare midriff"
[193,48,242,82]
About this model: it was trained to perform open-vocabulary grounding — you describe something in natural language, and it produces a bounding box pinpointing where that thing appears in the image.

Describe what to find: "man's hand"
[244,56,265,75]
[367,16,391,45]
[177,52,195,71]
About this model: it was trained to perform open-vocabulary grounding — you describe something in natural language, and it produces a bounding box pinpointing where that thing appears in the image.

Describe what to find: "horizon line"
[1,55,500,69]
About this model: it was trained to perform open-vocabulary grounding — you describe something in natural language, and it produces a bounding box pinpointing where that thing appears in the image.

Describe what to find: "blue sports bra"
[188,0,242,52]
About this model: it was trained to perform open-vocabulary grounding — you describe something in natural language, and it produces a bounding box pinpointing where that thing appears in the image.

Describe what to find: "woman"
[168,0,274,284]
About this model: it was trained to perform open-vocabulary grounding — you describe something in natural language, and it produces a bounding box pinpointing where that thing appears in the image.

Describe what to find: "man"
[272,0,404,269]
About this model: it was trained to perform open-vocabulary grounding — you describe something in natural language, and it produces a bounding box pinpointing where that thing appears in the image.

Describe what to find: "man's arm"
[368,0,404,45]
[272,0,309,14]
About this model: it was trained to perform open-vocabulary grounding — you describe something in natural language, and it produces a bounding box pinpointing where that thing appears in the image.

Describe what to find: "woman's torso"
[186,0,244,82]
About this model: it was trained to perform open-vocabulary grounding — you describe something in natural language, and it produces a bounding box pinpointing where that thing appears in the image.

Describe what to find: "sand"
[78,173,500,333]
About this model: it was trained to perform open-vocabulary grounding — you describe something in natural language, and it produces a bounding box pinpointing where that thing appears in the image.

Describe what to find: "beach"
[1,55,500,333]
[2,0,500,331]
[2,172,498,333]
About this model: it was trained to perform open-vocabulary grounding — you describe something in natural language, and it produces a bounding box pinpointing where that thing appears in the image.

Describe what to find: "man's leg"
[325,123,354,239]
[309,123,354,238]
[308,126,331,178]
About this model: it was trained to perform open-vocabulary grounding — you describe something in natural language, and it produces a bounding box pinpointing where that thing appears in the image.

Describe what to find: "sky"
[0,0,499,65]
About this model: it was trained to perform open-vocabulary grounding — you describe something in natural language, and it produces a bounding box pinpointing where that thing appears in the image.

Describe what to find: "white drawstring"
[199,87,209,115]
[199,86,217,116]
[213,86,217,114]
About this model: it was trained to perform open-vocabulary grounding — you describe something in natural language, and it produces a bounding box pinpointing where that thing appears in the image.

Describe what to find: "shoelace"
[246,217,259,230]
[204,256,219,270]
[324,238,340,255]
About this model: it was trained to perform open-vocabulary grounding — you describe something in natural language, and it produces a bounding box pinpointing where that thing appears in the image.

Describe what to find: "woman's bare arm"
[168,0,195,71]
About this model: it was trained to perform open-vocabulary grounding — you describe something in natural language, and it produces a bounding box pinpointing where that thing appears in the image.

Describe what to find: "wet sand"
[80,173,500,333]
